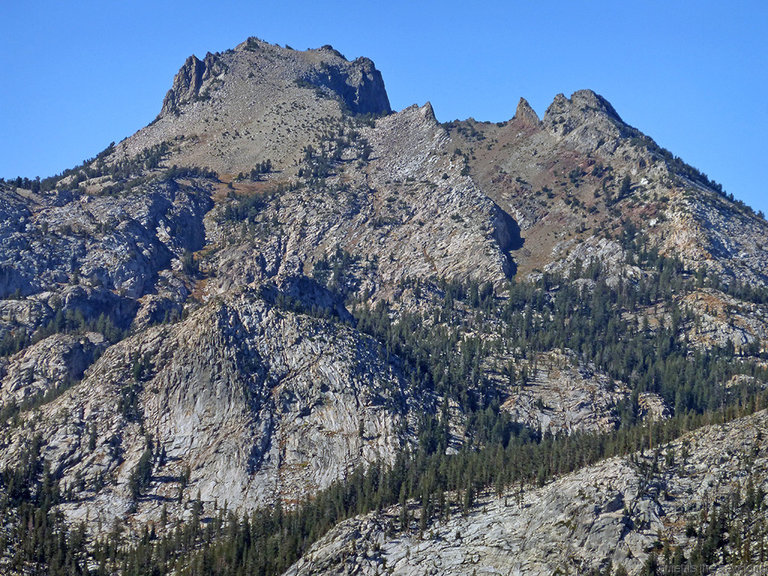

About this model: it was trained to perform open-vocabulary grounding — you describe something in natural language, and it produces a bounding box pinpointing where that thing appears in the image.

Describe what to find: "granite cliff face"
[2,37,768,574]
[0,292,421,531]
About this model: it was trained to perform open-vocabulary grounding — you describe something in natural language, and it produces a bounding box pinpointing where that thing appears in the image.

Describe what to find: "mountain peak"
[124,37,392,174]
[514,97,540,125]
[543,89,625,133]
[420,101,437,122]
[569,89,624,122]
[160,39,391,119]
[234,36,268,51]
[316,43,346,59]
[539,89,631,149]
[160,52,225,116]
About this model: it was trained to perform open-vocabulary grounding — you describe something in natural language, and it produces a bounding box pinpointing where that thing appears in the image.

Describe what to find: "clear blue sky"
[2,1,766,215]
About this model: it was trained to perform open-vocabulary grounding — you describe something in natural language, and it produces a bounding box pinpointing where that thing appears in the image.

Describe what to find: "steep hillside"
[288,408,768,576]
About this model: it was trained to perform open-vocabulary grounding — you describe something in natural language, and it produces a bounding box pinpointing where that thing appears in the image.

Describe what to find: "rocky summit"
[2,38,768,576]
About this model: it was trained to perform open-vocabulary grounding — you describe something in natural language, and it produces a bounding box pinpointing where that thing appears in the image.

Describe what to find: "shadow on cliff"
[493,209,525,279]
[259,276,354,324]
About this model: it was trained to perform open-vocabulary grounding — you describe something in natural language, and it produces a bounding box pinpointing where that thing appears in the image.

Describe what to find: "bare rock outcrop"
[0,332,106,408]
[161,52,228,116]
[0,292,424,532]
[514,97,540,126]
[0,177,213,347]
[497,350,628,434]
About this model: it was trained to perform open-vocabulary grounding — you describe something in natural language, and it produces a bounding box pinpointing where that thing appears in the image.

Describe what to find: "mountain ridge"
[1,37,768,576]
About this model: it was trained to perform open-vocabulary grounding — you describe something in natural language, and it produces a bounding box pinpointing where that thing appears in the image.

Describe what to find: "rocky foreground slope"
[288,410,768,576]
[1,36,768,575]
